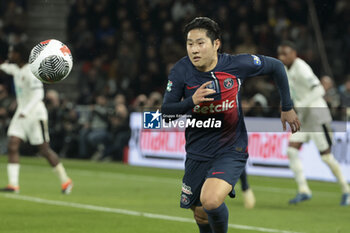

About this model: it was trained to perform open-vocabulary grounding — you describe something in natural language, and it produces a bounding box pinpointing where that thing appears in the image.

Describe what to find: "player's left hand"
[281,109,300,133]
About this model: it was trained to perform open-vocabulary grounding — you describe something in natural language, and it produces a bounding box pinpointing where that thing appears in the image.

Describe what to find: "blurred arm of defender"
[0,62,17,76]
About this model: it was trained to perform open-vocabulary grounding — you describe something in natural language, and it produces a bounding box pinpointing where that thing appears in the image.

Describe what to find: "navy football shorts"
[180,152,248,209]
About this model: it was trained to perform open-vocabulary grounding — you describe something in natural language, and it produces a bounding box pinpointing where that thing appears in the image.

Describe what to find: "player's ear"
[214,39,221,51]
[292,49,297,57]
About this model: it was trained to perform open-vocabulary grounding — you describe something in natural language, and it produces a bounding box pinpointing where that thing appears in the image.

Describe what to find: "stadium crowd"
[0,0,350,159]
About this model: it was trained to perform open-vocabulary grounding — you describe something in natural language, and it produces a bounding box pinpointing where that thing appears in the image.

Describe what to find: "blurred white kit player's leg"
[288,128,350,206]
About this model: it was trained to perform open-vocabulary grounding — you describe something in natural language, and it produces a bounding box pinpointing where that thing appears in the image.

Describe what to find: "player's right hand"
[281,109,301,133]
[192,81,216,105]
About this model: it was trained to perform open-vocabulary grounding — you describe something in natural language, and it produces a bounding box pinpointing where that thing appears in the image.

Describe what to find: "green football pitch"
[0,156,348,233]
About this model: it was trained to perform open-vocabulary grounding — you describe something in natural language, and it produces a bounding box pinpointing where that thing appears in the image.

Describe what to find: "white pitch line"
[1,194,304,233]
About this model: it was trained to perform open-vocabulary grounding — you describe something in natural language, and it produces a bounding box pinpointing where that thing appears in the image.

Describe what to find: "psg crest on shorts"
[224,78,234,89]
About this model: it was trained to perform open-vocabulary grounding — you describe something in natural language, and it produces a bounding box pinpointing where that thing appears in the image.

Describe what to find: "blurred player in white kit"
[0,44,73,194]
[278,41,350,206]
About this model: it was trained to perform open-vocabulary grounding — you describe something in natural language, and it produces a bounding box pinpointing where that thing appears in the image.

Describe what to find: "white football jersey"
[285,58,332,125]
[0,63,47,120]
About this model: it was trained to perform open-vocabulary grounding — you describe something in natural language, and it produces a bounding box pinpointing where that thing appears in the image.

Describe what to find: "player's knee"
[201,195,222,210]
[38,143,50,157]
[320,148,331,155]
[320,153,334,163]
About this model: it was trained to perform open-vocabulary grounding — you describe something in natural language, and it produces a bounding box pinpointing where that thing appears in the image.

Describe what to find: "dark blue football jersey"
[162,53,292,161]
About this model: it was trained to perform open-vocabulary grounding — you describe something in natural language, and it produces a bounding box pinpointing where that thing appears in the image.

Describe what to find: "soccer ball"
[29,39,73,84]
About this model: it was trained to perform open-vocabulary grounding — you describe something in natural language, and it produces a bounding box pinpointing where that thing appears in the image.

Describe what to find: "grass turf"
[0,156,349,233]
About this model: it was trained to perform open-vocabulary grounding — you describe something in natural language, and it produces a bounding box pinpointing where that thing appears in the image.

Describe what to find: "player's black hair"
[11,43,30,62]
[184,17,222,44]
[279,40,298,52]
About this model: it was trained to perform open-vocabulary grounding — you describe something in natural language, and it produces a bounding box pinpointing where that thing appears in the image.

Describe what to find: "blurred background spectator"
[320,75,342,119]
[100,101,130,161]
[79,94,110,159]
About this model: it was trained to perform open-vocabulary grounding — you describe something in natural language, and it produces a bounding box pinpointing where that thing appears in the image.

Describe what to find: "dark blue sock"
[203,203,229,233]
[197,223,212,233]
[240,169,249,191]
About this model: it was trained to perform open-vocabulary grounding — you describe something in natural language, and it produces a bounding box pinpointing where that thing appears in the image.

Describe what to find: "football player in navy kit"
[161,17,300,233]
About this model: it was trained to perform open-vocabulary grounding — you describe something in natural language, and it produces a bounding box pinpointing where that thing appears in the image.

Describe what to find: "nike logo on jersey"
[212,172,225,175]
[186,85,200,90]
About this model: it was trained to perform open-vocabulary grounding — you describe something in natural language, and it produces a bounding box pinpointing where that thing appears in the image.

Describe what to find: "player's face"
[8,46,15,63]
[7,46,19,64]
[277,46,296,68]
[186,29,220,72]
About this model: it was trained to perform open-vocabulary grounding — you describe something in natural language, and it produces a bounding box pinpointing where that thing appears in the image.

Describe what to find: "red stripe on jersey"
[214,72,239,101]
[214,71,240,140]
[214,72,240,113]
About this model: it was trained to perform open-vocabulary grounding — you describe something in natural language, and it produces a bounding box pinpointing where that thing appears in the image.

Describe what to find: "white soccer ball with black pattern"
[29,39,73,84]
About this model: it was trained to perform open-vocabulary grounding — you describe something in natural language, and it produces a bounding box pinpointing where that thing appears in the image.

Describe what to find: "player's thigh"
[26,119,50,145]
[205,153,248,199]
[311,124,333,152]
[200,178,232,209]
[7,116,26,141]
[180,158,210,209]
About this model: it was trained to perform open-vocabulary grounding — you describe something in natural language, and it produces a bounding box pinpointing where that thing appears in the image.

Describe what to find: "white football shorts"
[7,112,50,145]
[289,123,333,152]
